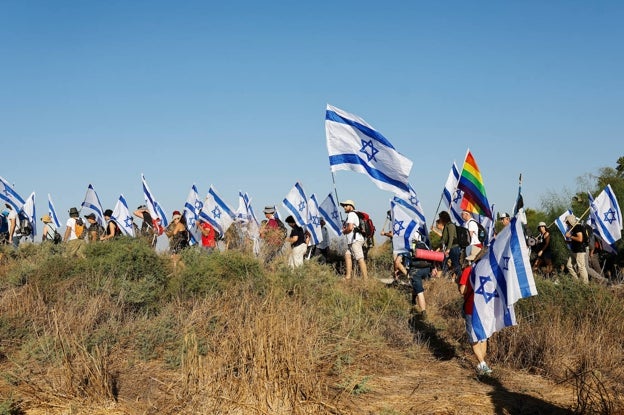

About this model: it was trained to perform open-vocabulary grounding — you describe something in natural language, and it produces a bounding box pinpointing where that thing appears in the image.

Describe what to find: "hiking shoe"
[476,362,493,376]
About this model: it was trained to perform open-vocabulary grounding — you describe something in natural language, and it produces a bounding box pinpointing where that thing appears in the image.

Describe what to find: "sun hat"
[85,213,96,220]
[41,214,52,223]
[340,199,356,208]
[538,221,547,228]
[69,207,80,217]
[263,206,276,214]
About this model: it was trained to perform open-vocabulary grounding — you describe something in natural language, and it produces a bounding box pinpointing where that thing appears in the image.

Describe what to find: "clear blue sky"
[1,1,622,235]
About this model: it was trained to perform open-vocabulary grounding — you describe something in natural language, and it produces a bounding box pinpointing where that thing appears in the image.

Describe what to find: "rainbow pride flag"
[457,150,493,219]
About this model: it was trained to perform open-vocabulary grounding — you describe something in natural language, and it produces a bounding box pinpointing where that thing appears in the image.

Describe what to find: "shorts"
[346,239,365,261]
[464,312,480,344]
[409,267,429,294]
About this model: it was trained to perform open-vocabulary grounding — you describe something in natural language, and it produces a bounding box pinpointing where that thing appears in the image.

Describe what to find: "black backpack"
[582,224,593,248]
[17,212,32,236]
[456,225,471,248]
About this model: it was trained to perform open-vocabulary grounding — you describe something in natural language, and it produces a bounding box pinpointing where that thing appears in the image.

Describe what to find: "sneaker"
[476,362,493,376]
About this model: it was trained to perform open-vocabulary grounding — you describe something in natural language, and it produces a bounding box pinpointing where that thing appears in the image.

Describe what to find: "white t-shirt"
[7,209,18,236]
[66,217,79,241]
[344,211,364,244]
[465,219,480,246]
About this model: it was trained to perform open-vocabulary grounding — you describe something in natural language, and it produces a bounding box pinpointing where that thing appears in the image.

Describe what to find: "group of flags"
[325,104,539,342]
[2,105,621,345]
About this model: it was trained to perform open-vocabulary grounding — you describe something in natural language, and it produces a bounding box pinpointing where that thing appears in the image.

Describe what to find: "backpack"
[354,211,376,245]
[456,225,471,248]
[470,219,487,244]
[582,224,592,248]
[52,228,62,244]
[17,212,32,236]
[74,217,85,239]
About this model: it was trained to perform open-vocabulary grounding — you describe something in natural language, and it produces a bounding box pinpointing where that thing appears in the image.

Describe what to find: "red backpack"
[354,211,376,245]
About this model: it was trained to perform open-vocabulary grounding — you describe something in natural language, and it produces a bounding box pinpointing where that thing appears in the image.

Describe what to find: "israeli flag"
[282,182,308,228]
[390,200,422,254]
[589,184,622,245]
[23,192,36,240]
[470,216,537,341]
[81,184,105,226]
[142,174,169,228]
[325,104,413,196]
[0,176,25,211]
[393,184,429,245]
[111,195,135,237]
[183,184,203,245]
[307,194,323,245]
[318,193,341,237]
[236,191,260,249]
[200,185,236,237]
[48,194,62,228]
[442,162,463,224]
[555,209,573,241]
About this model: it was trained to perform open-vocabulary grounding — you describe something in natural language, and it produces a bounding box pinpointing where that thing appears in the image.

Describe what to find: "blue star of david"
[332,210,339,221]
[359,139,379,162]
[189,217,196,228]
[475,275,499,303]
[2,186,9,197]
[453,190,463,204]
[298,201,306,212]
[603,208,617,224]
[124,216,133,228]
[409,195,418,207]
[211,206,222,219]
[311,215,321,226]
[393,220,405,236]
[194,200,203,211]
[501,256,510,270]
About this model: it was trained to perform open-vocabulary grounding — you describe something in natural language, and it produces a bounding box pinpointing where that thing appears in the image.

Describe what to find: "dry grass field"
[0,239,622,414]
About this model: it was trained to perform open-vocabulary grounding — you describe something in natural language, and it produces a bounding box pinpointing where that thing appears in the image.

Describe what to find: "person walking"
[285,215,307,268]
[340,200,368,280]
[438,211,461,279]
[564,215,588,284]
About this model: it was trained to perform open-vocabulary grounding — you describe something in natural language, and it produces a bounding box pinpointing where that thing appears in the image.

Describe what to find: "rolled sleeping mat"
[414,248,445,263]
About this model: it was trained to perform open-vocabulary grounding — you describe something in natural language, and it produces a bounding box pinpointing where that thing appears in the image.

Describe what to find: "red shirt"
[458,265,474,315]
[199,221,216,248]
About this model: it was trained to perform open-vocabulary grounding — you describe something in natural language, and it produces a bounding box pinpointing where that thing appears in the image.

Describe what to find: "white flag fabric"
[325,104,413,196]
[470,216,537,341]
[81,184,105,226]
[318,193,341,237]
[392,184,429,245]
[48,194,62,228]
[200,185,236,237]
[307,194,323,245]
[442,163,463,225]
[142,174,169,228]
[589,184,622,245]
[282,182,308,228]
[111,195,135,237]
[183,184,203,245]
[390,200,422,254]
[23,192,36,240]
[0,176,25,211]
[556,209,573,241]
[236,191,260,252]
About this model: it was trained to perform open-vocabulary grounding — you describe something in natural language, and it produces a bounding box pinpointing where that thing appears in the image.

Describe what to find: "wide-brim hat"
[85,213,96,220]
[538,221,547,228]
[263,206,276,214]
[41,214,52,223]
[69,207,79,217]
[340,199,356,208]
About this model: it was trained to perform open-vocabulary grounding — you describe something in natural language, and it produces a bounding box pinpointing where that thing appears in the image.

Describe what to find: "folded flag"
[325,104,413,196]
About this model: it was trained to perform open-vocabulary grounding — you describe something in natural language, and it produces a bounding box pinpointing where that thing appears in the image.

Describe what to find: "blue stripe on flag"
[326,109,396,150]
[329,153,410,193]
